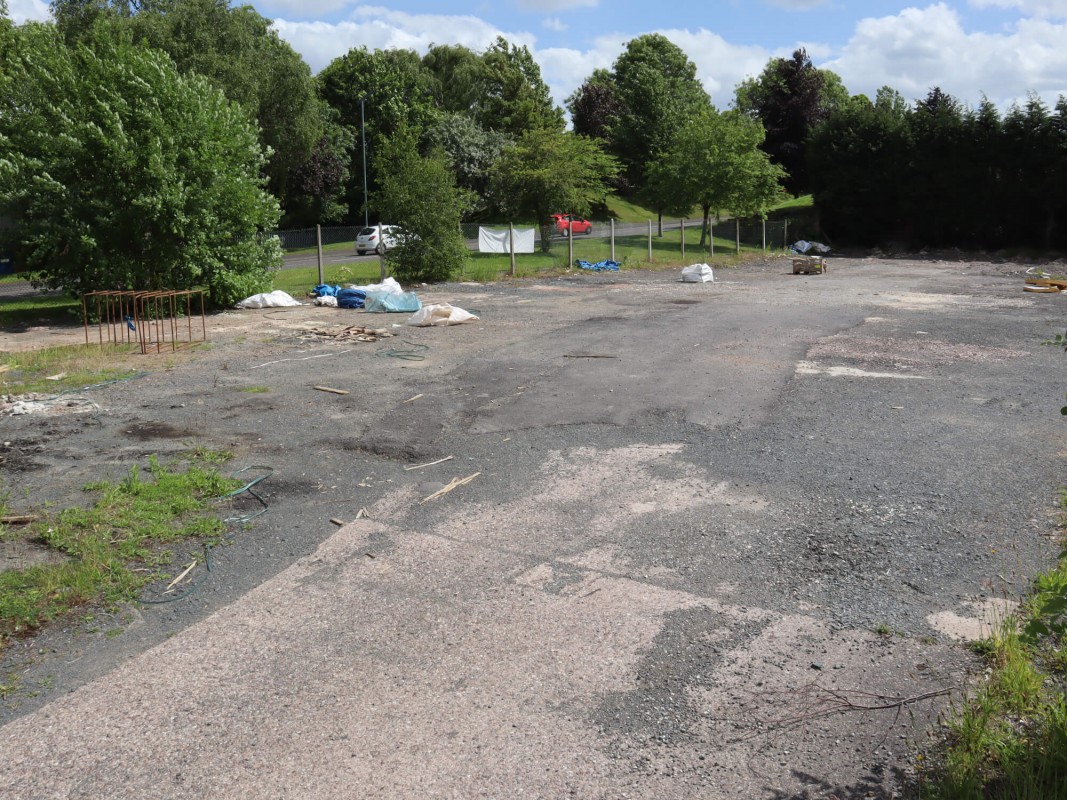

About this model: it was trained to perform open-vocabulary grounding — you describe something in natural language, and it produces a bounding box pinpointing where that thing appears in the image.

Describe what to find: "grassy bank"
[922,514,1067,797]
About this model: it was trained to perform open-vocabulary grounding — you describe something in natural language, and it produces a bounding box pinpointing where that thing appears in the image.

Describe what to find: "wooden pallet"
[792,256,826,275]
[1024,278,1067,293]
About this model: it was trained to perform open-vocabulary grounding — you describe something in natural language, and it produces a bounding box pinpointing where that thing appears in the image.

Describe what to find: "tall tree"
[425,113,510,219]
[374,124,470,284]
[422,43,486,116]
[735,48,847,195]
[0,23,280,305]
[489,130,618,252]
[475,37,563,136]
[567,69,622,141]
[318,46,439,223]
[808,93,910,245]
[51,0,346,224]
[646,108,785,247]
[608,33,710,193]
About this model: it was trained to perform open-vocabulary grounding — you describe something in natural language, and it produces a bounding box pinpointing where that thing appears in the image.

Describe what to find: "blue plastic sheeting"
[575,259,621,272]
[336,288,367,309]
[313,284,342,297]
[363,291,422,313]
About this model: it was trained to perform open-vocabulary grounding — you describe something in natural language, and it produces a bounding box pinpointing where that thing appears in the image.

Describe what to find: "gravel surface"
[0,255,1063,799]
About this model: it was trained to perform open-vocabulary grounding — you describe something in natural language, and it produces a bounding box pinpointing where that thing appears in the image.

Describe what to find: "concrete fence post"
[648,220,653,262]
[610,219,615,262]
[316,224,324,285]
[680,219,685,259]
[509,221,516,277]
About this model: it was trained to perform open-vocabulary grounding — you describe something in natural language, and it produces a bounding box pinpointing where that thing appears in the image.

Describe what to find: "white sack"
[405,303,479,327]
[348,276,404,295]
[314,295,338,307]
[681,263,714,283]
[236,290,302,308]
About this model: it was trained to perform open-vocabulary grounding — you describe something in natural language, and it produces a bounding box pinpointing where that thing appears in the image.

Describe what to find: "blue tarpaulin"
[336,288,367,309]
[313,284,342,297]
[575,259,621,272]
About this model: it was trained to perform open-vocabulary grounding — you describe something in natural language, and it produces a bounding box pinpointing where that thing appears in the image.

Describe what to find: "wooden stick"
[164,560,197,592]
[355,507,370,519]
[0,514,38,525]
[329,517,346,526]
[404,455,454,471]
[402,393,423,403]
[313,385,350,395]
[419,472,481,504]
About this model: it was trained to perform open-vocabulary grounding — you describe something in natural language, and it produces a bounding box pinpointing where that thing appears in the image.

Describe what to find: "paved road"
[1,257,1062,798]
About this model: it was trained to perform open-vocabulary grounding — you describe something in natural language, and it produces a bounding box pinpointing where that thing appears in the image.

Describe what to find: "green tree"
[52,0,346,224]
[318,46,439,223]
[374,125,469,283]
[0,24,280,305]
[566,69,621,141]
[489,129,618,252]
[422,44,486,115]
[808,93,910,245]
[608,34,710,192]
[425,113,511,219]
[735,48,848,195]
[647,108,785,247]
[475,37,563,136]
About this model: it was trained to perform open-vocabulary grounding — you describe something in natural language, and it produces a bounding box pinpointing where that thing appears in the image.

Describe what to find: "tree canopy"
[646,109,785,246]
[374,125,470,283]
[735,48,847,195]
[608,34,710,191]
[50,0,348,227]
[489,130,617,252]
[0,23,280,304]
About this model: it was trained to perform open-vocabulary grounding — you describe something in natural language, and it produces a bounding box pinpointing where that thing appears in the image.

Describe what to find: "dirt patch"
[809,333,1031,369]
[121,421,197,440]
[0,537,66,573]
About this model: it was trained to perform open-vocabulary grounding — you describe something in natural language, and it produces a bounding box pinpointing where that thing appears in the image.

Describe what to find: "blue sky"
[10,0,1067,111]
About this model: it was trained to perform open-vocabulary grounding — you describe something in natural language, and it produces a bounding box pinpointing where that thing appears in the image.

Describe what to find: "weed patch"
[1,344,143,395]
[922,546,1067,798]
[0,454,240,646]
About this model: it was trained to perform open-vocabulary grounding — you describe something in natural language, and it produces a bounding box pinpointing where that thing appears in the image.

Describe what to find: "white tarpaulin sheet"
[478,227,535,254]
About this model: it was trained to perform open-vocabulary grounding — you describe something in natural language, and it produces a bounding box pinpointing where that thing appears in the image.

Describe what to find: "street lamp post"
[360,98,369,229]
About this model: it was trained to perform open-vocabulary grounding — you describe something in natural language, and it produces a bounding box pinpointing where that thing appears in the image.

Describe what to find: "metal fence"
[0,217,806,307]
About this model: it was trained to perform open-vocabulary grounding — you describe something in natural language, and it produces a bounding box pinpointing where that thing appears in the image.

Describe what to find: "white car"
[355,225,401,255]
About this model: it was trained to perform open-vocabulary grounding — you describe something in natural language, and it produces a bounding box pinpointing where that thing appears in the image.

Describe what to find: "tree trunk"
[699,204,711,248]
[657,211,663,237]
[540,221,552,253]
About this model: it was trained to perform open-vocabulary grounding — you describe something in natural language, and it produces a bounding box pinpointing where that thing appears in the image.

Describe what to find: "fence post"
[762,219,766,254]
[377,222,386,281]
[316,224,324,285]
[610,219,615,262]
[509,221,516,277]
[735,218,740,255]
[567,219,574,268]
[784,219,789,250]
[710,220,714,258]
[648,220,653,262]
[680,219,685,259]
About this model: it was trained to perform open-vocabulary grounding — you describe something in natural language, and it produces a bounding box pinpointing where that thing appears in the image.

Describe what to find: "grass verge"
[0,451,240,647]
[1,344,144,395]
[922,517,1067,797]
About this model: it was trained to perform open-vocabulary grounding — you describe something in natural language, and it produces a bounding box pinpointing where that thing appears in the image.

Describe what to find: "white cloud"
[969,0,1067,18]
[823,3,1067,108]
[7,0,49,24]
[273,8,534,73]
[542,17,567,32]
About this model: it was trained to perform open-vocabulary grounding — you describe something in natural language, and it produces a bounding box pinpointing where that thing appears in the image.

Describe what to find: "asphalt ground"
[0,255,1064,798]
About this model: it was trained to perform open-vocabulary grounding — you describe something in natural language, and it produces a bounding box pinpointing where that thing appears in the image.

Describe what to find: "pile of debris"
[300,326,395,343]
